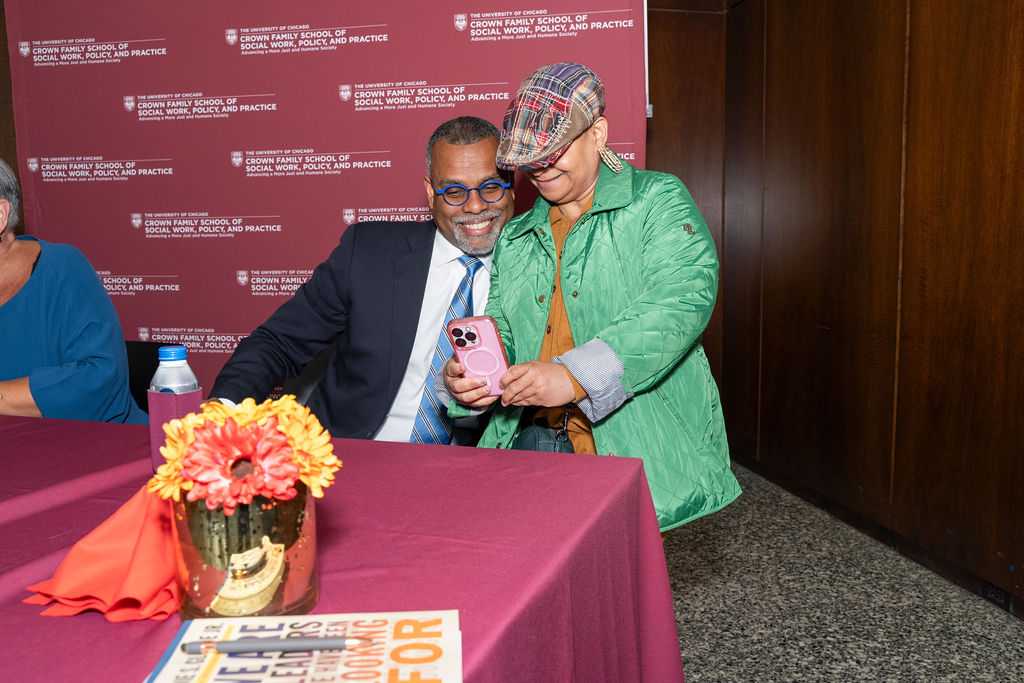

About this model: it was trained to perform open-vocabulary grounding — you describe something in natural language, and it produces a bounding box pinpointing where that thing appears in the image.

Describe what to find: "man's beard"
[453,210,502,256]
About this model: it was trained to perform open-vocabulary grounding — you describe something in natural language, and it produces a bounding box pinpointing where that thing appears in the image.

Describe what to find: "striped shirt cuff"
[552,338,631,422]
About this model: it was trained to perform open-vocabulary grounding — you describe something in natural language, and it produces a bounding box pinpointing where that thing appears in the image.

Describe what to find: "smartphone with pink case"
[446,315,510,396]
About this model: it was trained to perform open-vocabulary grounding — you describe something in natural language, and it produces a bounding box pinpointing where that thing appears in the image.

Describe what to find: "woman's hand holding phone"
[443,357,501,408]
[495,361,576,408]
[443,315,577,409]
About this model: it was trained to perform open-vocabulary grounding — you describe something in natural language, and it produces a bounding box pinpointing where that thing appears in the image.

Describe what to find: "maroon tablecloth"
[0,415,684,682]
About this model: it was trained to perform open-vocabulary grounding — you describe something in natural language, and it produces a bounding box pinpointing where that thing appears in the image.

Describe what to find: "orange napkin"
[24,485,180,621]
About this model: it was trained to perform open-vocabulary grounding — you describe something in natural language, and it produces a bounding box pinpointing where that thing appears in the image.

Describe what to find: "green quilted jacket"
[473,158,741,531]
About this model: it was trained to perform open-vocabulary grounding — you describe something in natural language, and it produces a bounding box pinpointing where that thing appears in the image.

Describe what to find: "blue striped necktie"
[410,255,484,445]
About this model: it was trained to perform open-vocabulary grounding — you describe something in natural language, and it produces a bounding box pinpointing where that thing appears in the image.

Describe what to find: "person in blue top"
[0,159,146,424]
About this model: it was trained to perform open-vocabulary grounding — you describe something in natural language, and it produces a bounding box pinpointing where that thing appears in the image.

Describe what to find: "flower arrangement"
[147,395,340,516]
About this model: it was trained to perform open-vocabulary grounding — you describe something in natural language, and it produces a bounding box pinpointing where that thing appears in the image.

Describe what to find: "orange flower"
[147,395,340,515]
[275,399,340,498]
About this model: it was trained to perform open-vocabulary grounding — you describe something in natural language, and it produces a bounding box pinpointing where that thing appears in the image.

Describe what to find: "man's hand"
[443,357,500,408]
[499,361,575,408]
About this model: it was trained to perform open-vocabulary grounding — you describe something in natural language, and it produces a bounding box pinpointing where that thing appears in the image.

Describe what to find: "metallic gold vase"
[171,483,319,618]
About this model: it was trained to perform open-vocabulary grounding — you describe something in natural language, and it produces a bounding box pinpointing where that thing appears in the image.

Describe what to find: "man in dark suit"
[210,116,515,444]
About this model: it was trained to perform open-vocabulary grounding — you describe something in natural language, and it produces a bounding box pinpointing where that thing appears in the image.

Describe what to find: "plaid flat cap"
[496,62,605,171]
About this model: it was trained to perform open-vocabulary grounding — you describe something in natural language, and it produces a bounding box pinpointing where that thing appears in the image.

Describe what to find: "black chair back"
[125,340,163,413]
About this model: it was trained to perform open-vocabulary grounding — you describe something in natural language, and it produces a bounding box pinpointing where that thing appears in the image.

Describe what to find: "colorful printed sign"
[5,2,647,388]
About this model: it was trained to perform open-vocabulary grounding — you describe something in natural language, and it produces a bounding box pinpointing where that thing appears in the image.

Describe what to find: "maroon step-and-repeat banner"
[5,1,647,389]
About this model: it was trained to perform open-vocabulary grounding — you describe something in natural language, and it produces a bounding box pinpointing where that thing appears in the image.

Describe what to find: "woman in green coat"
[444,63,740,532]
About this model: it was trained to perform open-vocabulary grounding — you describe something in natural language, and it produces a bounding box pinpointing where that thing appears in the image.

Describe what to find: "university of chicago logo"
[225,29,238,46]
[18,42,30,57]
[138,327,150,342]
[343,208,356,224]
[131,213,143,228]
[236,270,249,286]
[26,158,39,172]
[231,151,243,167]
[338,84,352,102]
[123,95,136,112]
[454,14,468,31]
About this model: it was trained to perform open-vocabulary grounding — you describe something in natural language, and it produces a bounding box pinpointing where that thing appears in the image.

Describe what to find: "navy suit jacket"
[211,220,436,438]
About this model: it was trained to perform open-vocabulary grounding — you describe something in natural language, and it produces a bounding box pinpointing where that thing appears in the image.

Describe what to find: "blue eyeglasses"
[434,180,511,207]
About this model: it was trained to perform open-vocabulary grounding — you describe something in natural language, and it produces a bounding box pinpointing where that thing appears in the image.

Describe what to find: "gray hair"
[425,116,501,174]
[0,159,20,230]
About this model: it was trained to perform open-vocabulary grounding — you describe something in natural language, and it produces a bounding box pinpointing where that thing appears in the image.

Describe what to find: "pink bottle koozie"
[147,389,203,471]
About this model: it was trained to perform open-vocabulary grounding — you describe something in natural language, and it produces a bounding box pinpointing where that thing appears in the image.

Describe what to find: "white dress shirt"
[373,230,492,443]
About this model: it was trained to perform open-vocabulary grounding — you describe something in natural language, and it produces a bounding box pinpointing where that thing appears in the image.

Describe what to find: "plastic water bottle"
[149,344,200,393]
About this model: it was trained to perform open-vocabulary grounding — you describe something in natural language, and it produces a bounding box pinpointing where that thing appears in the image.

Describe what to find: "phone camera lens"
[465,332,477,342]
[455,338,467,347]
[452,328,463,337]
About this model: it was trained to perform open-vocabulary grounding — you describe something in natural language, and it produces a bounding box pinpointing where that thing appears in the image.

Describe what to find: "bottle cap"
[158,344,189,361]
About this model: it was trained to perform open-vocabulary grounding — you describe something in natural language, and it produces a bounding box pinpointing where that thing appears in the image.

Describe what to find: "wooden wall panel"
[894,0,1024,596]
[758,0,905,522]
[722,0,764,460]
[646,9,726,379]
